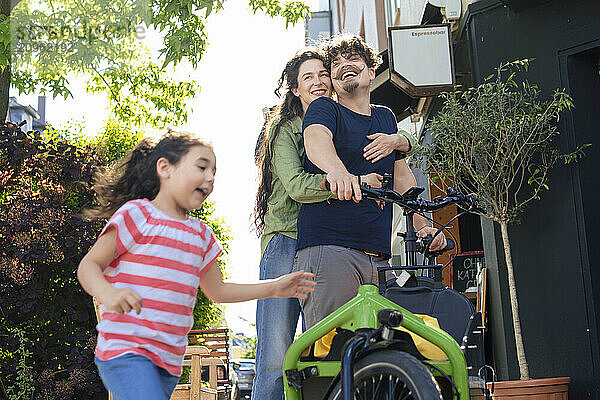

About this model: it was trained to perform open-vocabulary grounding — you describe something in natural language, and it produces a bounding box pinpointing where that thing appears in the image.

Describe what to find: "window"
[384,0,401,27]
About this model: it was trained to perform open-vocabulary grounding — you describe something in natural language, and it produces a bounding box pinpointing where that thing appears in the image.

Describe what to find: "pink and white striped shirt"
[94,199,222,376]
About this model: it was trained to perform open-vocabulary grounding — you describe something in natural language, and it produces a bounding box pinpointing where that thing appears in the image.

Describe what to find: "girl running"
[77,130,315,400]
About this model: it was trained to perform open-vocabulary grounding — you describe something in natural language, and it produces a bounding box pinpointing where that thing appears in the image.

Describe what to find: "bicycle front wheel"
[326,350,442,400]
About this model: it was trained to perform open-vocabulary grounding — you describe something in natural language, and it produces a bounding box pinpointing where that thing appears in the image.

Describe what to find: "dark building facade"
[305,0,600,396]
[460,0,600,397]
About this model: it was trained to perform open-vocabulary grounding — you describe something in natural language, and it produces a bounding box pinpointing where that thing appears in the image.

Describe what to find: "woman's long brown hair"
[253,49,326,236]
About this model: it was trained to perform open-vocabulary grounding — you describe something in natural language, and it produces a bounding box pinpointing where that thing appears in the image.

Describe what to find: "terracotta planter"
[486,377,570,399]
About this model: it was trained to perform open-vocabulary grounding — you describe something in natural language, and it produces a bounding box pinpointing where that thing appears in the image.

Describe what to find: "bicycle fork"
[340,309,404,399]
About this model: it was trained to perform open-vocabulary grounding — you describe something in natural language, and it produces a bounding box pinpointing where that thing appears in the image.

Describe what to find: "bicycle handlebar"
[324,174,477,279]
[360,183,477,213]
[419,236,455,258]
[323,173,478,212]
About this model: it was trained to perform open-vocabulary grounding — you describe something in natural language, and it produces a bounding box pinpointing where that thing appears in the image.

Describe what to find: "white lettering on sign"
[453,253,484,291]
[457,267,477,289]
[411,30,446,37]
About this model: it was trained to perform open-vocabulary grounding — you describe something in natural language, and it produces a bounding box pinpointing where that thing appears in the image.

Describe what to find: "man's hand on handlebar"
[326,170,361,202]
[325,172,383,203]
[417,226,447,252]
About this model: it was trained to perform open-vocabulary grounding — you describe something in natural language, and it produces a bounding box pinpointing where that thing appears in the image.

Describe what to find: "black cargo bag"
[383,284,475,344]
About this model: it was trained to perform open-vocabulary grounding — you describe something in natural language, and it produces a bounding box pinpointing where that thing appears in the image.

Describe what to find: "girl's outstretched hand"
[98,287,143,315]
[272,271,316,299]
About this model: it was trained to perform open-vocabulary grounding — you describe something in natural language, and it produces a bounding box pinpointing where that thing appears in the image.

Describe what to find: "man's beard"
[333,65,365,94]
[342,80,359,94]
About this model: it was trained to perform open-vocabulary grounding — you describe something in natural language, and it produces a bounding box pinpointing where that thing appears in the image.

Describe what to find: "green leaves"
[563,142,591,165]
[87,62,199,129]
[248,0,309,27]
[421,60,582,224]
[5,328,35,400]
[1,0,309,127]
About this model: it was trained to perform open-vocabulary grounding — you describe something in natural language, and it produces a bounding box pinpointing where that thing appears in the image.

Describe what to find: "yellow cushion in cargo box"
[303,314,447,361]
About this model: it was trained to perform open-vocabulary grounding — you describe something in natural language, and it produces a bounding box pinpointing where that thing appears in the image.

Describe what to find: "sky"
[16,0,320,336]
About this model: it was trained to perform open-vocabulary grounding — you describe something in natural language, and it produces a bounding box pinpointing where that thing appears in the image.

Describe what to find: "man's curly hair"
[323,35,382,70]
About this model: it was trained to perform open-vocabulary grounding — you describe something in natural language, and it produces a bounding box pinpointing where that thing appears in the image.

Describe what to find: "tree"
[231,333,257,359]
[0,122,106,399]
[190,201,231,330]
[0,0,309,123]
[420,60,587,380]
[0,121,232,399]
[242,337,257,359]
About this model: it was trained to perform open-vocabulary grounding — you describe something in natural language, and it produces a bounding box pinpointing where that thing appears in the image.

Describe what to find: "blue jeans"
[95,354,180,400]
[252,234,302,400]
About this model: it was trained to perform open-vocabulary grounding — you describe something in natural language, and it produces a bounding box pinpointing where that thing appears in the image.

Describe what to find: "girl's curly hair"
[86,129,212,219]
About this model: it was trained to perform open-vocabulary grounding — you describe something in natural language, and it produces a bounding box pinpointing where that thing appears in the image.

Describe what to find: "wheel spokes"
[352,373,417,400]
[397,381,412,400]
[385,375,394,400]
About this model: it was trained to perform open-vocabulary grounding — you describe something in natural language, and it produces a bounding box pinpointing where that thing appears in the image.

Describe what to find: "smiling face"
[156,145,216,218]
[291,58,333,113]
[330,52,375,95]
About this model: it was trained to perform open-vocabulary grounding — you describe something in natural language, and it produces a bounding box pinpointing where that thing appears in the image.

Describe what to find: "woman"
[251,48,414,400]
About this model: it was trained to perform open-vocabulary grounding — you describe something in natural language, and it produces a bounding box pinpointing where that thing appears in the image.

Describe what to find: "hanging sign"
[387,24,455,98]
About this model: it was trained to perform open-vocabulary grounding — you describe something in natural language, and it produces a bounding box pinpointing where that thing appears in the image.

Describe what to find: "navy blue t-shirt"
[297,97,399,256]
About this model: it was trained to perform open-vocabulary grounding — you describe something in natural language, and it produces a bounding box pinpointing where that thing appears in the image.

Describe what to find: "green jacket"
[260,116,418,255]
[261,117,331,255]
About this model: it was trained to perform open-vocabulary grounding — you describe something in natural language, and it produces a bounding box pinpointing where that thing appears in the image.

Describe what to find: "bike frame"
[283,184,475,399]
[283,284,469,399]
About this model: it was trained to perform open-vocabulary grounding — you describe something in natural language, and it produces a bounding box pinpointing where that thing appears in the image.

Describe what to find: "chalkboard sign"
[452,251,485,292]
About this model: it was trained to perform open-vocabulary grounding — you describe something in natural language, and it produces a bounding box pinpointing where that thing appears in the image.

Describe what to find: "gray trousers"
[292,245,390,329]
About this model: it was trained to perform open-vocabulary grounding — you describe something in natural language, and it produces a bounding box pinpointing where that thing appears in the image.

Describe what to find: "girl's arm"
[77,228,142,314]
[199,262,316,303]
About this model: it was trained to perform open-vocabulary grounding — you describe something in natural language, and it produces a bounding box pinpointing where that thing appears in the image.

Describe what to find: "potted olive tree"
[420,60,586,397]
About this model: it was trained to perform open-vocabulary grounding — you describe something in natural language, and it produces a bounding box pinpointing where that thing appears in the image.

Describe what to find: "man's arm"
[393,160,446,251]
[304,123,361,201]
[271,123,333,203]
[393,159,417,196]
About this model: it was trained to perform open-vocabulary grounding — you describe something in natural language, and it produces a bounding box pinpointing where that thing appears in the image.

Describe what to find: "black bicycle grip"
[459,193,478,210]
[418,235,455,256]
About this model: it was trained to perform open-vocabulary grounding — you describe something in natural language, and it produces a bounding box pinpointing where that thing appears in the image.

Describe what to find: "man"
[250,49,417,400]
[294,35,445,329]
